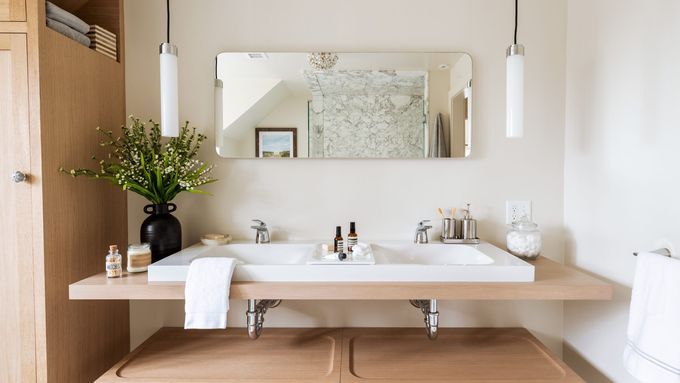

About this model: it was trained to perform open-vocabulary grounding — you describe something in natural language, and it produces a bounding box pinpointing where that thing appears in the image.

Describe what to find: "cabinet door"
[0,33,36,383]
[0,0,26,21]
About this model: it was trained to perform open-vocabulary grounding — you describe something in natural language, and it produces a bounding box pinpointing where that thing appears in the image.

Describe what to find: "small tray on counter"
[307,244,376,265]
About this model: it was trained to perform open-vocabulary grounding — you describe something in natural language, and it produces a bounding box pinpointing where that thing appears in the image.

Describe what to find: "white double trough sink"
[148,241,534,282]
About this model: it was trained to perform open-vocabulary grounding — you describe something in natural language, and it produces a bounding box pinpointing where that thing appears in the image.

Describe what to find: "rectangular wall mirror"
[215,52,472,159]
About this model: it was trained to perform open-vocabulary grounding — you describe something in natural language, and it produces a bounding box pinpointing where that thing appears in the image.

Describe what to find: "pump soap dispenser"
[462,203,478,240]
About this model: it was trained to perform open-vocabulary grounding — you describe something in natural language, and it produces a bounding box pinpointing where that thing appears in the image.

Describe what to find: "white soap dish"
[200,234,232,246]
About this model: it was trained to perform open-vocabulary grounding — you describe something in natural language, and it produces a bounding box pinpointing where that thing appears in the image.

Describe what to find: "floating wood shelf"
[70,257,612,301]
[96,327,583,382]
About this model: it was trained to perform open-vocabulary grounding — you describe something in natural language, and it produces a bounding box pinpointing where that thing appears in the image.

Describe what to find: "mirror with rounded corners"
[215,52,472,159]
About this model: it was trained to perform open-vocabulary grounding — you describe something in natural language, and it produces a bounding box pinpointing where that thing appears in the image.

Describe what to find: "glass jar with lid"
[127,243,152,273]
[506,217,542,260]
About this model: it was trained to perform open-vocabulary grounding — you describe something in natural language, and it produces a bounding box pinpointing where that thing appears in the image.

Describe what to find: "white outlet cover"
[506,200,532,224]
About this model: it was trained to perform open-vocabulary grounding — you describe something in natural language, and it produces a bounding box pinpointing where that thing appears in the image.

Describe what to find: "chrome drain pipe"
[246,299,281,340]
[409,299,439,340]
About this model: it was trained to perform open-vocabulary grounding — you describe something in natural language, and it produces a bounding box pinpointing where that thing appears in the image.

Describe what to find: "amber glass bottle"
[334,226,344,253]
[347,222,358,253]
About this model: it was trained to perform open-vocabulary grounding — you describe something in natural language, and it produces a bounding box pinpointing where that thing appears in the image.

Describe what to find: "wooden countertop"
[69,257,612,301]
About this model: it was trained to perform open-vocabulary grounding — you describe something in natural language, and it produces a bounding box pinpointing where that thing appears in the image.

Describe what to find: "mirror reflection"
[215,52,472,159]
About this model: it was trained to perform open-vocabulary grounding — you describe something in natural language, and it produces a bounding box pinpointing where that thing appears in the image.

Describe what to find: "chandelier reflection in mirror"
[307,52,339,71]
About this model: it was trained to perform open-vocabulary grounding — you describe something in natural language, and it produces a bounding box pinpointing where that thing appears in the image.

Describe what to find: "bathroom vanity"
[71,241,609,382]
[72,243,610,301]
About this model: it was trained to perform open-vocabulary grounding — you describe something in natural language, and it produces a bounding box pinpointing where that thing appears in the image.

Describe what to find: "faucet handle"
[251,219,267,230]
[251,219,271,244]
[417,220,432,230]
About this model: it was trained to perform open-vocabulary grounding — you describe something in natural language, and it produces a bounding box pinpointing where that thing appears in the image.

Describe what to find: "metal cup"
[442,218,455,239]
[453,219,462,239]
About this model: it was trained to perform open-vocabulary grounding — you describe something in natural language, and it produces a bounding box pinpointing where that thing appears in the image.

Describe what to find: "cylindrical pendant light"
[506,0,524,138]
[160,0,179,137]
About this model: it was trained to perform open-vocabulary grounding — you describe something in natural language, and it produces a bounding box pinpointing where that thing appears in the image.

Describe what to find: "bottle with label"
[333,226,344,253]
[347,222,358,253]
[106,244,122,278]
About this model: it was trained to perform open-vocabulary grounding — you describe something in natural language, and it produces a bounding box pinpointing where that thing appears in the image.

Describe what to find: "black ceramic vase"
[140,203,181,263]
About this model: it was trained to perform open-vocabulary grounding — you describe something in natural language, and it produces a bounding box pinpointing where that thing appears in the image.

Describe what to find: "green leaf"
[60,115,217,204]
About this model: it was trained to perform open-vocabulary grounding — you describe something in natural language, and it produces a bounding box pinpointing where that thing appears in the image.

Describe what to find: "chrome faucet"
[414,220,432,244]
[251,219,270,244]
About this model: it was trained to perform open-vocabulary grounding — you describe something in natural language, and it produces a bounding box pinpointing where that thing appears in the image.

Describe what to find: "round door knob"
[11,171,28,183]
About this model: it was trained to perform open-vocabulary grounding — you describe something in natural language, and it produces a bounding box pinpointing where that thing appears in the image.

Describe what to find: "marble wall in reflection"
[310,94,425,158]
[306,70,427,158]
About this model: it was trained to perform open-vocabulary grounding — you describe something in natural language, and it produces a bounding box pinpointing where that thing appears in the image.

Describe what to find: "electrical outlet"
[506,200,532,224]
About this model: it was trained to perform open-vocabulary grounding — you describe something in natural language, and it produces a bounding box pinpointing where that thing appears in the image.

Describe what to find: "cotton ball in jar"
[506,219,542,259]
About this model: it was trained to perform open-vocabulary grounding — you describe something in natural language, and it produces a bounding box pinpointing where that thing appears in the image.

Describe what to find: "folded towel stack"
[45,1,91,47]
[86,25,117,61]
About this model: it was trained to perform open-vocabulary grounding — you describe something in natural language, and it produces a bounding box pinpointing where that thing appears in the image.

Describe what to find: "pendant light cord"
[166,0,170,43]
[513,0,518,44]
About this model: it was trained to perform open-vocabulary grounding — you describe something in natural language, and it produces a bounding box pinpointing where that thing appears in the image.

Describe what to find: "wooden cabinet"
[0,32,35,383]
[0,0,26,21]
[96,328,584,383]
[2,1,128,382]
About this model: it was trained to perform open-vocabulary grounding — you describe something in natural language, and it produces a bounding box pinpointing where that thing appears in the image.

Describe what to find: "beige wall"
[563,0,680,382]
[125,0,567,351]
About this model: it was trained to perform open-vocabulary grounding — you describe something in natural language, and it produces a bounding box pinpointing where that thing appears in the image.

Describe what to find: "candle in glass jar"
[127,243,152,273]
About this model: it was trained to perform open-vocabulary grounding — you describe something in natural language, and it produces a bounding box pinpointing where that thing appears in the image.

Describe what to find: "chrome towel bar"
[633,248,672,257]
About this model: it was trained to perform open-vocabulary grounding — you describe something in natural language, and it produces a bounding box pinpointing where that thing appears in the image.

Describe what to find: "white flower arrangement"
[61,116,216,204]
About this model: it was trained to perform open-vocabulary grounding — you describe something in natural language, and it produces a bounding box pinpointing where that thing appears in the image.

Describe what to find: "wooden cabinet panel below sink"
[97,327,582,383]
[343,328,582,382]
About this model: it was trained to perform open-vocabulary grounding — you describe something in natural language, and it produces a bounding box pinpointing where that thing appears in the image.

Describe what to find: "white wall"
[563,0,680,381]
[125,0,567,351]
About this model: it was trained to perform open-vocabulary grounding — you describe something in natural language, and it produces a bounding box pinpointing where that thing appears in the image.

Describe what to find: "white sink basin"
[371,243,494,265]
[200,243,314,265]
[148,241,534,282]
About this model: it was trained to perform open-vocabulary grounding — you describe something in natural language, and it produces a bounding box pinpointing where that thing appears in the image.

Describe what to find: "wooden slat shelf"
[70,256,612,301]
[96,327,583,382]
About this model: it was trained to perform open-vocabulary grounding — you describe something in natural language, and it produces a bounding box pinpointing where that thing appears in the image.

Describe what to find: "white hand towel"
[184,257,236,329]
[624,252,680,382]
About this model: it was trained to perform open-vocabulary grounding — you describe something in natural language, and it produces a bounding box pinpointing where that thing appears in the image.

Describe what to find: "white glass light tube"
[160,43,179,137]
[506,44,524,138]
